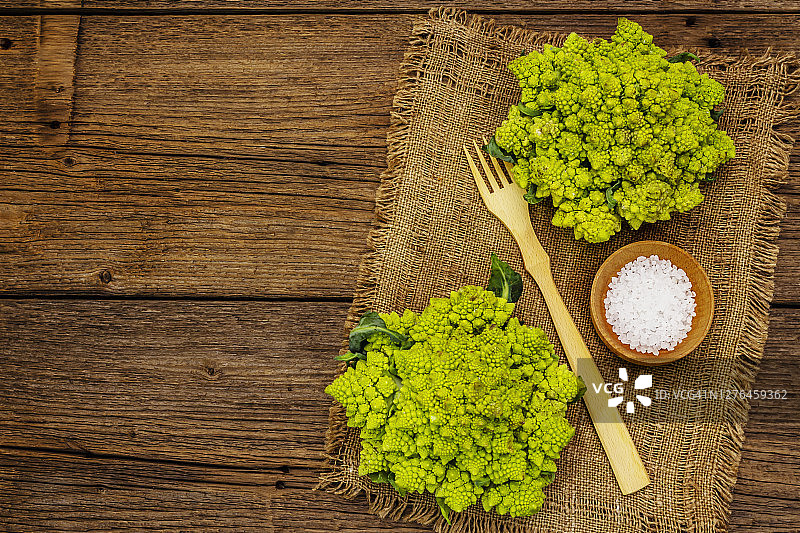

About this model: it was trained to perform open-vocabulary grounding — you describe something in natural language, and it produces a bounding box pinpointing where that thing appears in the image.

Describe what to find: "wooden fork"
[464,139,650,495]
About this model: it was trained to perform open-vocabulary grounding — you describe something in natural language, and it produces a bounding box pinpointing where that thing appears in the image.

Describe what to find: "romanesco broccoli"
[325,286,584,519]
[491,18,735,242]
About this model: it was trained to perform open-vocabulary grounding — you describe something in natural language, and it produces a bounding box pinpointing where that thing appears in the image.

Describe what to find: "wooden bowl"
[589,240,714,366]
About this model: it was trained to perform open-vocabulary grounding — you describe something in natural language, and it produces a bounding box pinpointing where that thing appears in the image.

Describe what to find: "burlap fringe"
[707,55,798,533]
[318,7,799,533]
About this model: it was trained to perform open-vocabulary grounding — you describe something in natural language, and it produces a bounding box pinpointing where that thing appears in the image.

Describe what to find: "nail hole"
[707,36,721,48]
[0,38,12,50]
[49,120,61,129]
[279,465,290,474]
[55,85,65,93]
[685,16,697,27]
[63,157,75,167]
[99,270,112,284]
[275,480,286,489]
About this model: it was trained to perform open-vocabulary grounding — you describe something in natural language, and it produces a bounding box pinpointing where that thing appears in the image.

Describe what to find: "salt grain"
[604,255,696,356]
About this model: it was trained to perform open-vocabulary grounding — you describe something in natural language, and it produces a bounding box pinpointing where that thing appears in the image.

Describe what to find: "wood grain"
[730,307,800,531]
[33,15,80,146]
[0,17,39,145]
[0,147,376,297]
[4,1,800,12]
[0,146,797,299]
[0,448,277,532]
[1,439,798,533]
[0,13,797,298]
[0,448,434,533]
[0,299,796,466]
[2,14,800,153]
[0,299,350,467]
[0,301,797,531]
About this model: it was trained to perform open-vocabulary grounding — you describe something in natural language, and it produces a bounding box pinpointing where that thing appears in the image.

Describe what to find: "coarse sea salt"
[604,254,696,356]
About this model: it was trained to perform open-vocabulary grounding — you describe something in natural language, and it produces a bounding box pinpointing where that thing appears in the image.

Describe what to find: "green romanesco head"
[492,18,735,243]
[325,286,585,519]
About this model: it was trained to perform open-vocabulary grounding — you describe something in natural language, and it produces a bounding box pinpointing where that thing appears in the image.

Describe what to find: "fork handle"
[522,250,651,495]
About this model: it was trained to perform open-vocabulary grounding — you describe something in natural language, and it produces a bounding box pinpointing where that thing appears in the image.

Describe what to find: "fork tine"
[472,140,500,191]
[463,145,491,200]
[489,157,511,187]
[490,156,509,185]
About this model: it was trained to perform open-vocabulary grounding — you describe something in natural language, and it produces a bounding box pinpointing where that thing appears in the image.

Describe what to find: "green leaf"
[711,107,724,122]
[368,471,390,484]
[473,476,492,487]
[369,471,407,497]
[387,370,403,389]
[569,376,587,404]
[605,179,623,211]
[523,185,545,205]
[334,351,365,369]
[517,103,544,118]
[349,311,409,354]
[667,51,699,63]
[482,135,516,164]
[540,471,556,484]
[605,188,617,210]
[486,252,523,303]
[436,497,452,525]
[334,351,363,362]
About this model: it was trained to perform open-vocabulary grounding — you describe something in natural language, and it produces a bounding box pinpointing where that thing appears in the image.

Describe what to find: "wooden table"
[1,2,798,531]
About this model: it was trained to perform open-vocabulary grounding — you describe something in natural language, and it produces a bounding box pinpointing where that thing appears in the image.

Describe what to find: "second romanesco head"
[326,285,584,519]
[492,18,734,243]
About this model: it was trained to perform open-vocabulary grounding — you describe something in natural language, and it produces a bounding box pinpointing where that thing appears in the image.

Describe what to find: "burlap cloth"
[320,8,798,532]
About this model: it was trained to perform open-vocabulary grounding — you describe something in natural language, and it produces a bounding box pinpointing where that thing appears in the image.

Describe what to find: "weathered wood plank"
[1,299,797,472]
[0,448,278,532]
[1,378,798,533]
[4,1,800,12]
[0,146,797,300]
[0,14,797,299]
[1,448,797,533]
[0,448,432,532]
[2,14,799,154]
[0,299,350,467]
[0,17,38,145]
[0,148,376,297]
[33,15,80,146]
[64,14,800,159]
[0,301,797,531]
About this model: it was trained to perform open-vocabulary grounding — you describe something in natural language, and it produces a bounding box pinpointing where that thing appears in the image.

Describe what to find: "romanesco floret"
[325,286,585,519]
[492,18,735,242]
[552,189,623,243]
[482,471,549,517]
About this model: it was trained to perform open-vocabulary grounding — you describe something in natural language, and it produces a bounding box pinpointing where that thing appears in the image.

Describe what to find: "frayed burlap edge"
[694,50,799,533]
[318,7,800,533]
